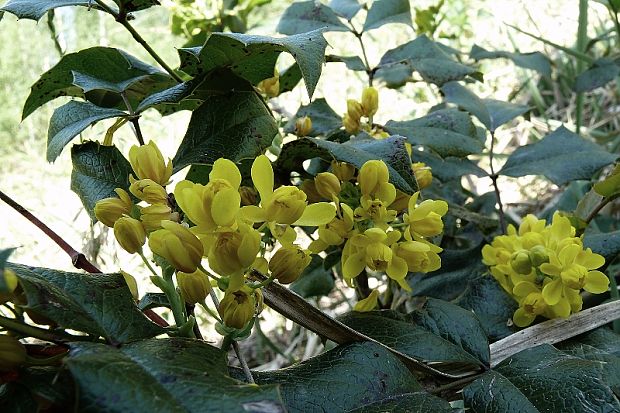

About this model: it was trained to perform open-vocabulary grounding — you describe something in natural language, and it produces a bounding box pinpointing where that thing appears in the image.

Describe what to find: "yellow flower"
[295,116,313,137]
[354,196,397,229]
[120,270,139,300]
[202,224,261,276]
[257,70,279,97]
[140,204,179,231]
[331,161,356,182]
[149,221,204,273]
[0,335,27,372]
[347,99,364,121]
[343,113,361,134]
[128,141,173,185]
[393,240,442,273]
[404,192,448,239]
[113,216,146,254]
[510,250,532,275]
[357,160,390,198]
[174,158,242,230]
[512,281,546,327]
[269,245,312,284]
[412,162,432,189]
[129,178,169,204]
[94,188,133,227]
[354,289,379,312]
[176,269,211,304]
[241,155,336,229]
[342,228,410,291]
[219,288,255,329]
[361,87,379,117]
[314,172,341,200]
[309,204,355,253]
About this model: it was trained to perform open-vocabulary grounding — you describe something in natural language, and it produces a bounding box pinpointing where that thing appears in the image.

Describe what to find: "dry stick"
[0,189,168,328]
[209,289,255,384]
[91,0,183,83]
[488,131,507,233]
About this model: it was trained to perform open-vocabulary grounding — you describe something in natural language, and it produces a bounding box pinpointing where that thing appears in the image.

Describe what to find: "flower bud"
[358,160,389,196]
[0,335,27,371]
[128,141,173,186]
[149,221,204,273]
[412,162,432,190]
[239,186,258,206]
[295,116,312,137]
[354,289,379,312]
[219,288,255,329]
[347,99,364,121]
[314,172,341,200]
[140,204,179,231]
[177,270,211,304]
[331,161,356,182]
[0,269,18,304]
[529,245,550,267]
[300,180,323,204]
[207,225,261,276]
[343,113,360,134]
[94,188,133,227]
[120,270,139,300]
[114,217,146,254]
[265,186,307,224]
[361,87,379,117]
[257,70,279,97]
[510,250,532,274]
[129,178,169,205]
[269,246,312,284]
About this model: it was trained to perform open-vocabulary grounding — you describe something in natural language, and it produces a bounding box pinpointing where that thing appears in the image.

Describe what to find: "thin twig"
[91,0,183,83]
[584,194,619,225]
[488,131,507,233]
[0,315,98,343]
[120,92,145,146]
[232,340,255,384]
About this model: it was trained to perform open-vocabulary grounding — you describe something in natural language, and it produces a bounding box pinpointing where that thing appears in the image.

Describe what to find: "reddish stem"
[0,189,168,327]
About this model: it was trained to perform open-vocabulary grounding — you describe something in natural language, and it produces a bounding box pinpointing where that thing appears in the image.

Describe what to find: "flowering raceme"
[483,212,609,327]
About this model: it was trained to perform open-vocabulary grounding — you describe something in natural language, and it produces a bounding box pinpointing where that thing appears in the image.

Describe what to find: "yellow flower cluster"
[482,212,609,327]
[308,159,448,308]
[343,87,383,136]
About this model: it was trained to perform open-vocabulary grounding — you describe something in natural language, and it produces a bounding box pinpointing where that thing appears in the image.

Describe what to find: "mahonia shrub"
[1,0,620,411]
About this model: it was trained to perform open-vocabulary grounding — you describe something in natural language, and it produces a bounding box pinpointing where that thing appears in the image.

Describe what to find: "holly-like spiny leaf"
[412,149,487,181]
[584,230,620,263]
[328,0,362,20]
[345,392,452,413]
[363,0,413,31]
[8,263,163,344]
[277,0,349,35]
[112,0,159,13]
[500,126,617,185]
[283,98,343,137]
[470,44,552,78]
[0,0,95,21]
[574,57,620,93]
[70,141,133,221]
[47,101,127,162]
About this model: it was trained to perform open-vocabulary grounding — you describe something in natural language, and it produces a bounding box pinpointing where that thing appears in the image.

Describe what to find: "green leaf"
[277,1,349,35]
[0,0,93,20]
[328,0,362,20]
[172,89,278,172]
[339,309,487,369]
[363,0,412,31]
[272,138,328,182]
[345,392,452,412]
[412,150,487,181]
[47,101,126,162]
[191,30,328,99]
[14,367,74,408]
[112,0,159,13]
[0,248,16,293]
[290,255,335,298]
[312,136,418,194]
[67,339,283,412]
[284,98,343,137]
[470,44,552,78]
[254,341,420,412]
[574,58,620,92]
[138,292,170,311]
[376,36,477,87]
[583,230,620,263]
[456,276,518,342]
[70,141,133,221]
[447,203,499,234]
[8,264,163,344]
[464,345,620,412]
[326,54,367,71]
[279,63,303,94]
[385,123,484,157]
[22,47,170,119]
[441,82,530,131]
[500,126,617,185]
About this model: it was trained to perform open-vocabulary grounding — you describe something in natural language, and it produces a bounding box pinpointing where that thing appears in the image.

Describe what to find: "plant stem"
[584,194,619,225]
[139,252,159,277]
[575,0,588,132]
[232,340,255,384]
[186,303,203,340]
[120,92,145,146]
[348,22,374,87]
[0,315,96,343]
[91,0,183,83]
[488,131,507,234]
[0,190,101,273]
[607,1,620,45]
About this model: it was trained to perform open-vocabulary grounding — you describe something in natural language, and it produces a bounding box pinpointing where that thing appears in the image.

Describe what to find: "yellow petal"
[513,281,539,298]
[210,158,241,189]
[584,270,609,294]
[579,249,605,270]
[387,256,409,284]
[558,244,580,266]
[549,299,571,318]
[343,251,366,279]
[539,263,561,276]
[293,202,336,226]
[212,188,240,226]
[240,205,267,223]
[354,290,379,312]
[513,308,536,327]
[251,155,274,203]
[542,279,563,305]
